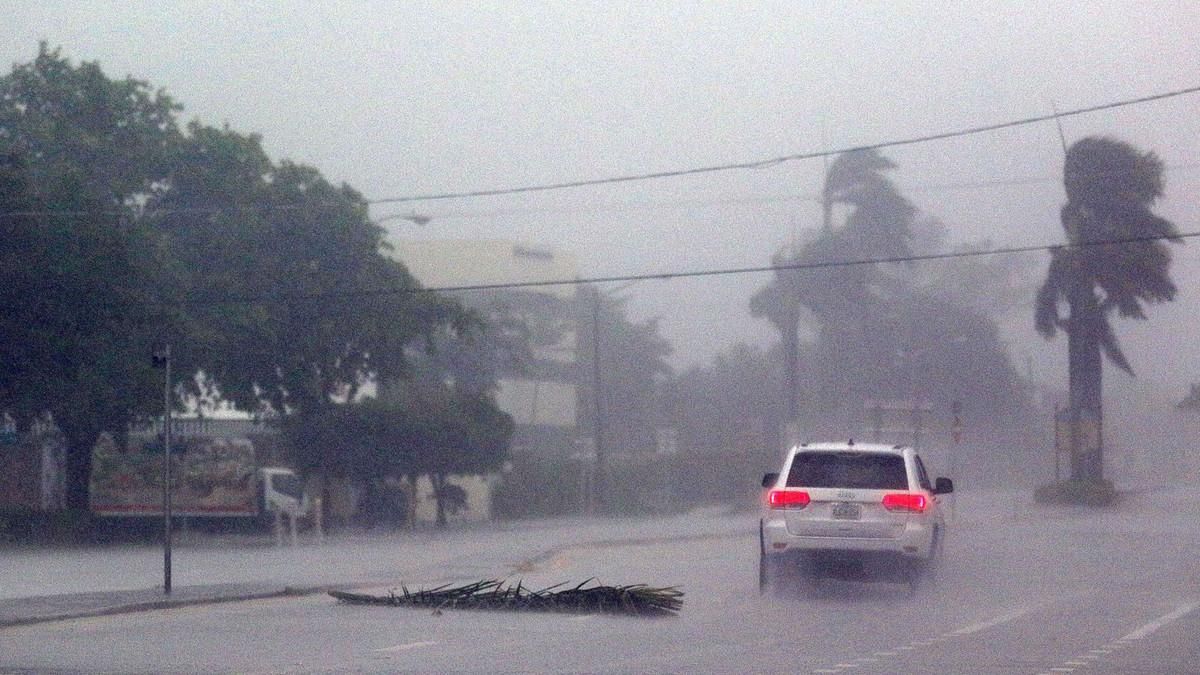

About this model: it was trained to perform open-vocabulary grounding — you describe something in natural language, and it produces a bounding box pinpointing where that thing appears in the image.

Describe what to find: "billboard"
[89,433,258,517]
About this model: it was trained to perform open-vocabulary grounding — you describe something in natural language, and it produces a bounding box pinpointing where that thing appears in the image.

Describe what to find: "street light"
[373,211,431,227]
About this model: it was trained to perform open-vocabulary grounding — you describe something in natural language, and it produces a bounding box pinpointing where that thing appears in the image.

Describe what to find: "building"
[387,239,581,459]
[384,239,585,520]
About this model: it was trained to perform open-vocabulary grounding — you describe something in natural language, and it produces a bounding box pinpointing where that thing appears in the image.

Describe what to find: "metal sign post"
[153,344,173,595]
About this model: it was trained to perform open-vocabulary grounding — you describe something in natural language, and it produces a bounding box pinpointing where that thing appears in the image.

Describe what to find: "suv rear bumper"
[761,515,935,559]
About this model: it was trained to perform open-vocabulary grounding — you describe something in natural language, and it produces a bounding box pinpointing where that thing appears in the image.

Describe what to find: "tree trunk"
[781,302,801,426]
[60,422,100,512]
[1067,285,1104,482]
[431,473,447,527]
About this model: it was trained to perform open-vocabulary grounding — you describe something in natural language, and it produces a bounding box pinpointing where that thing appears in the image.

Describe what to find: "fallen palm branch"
[329,579,683,617]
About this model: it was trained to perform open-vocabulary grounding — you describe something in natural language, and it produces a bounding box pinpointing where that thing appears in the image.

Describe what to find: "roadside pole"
[950,400,962,522]
[153,344,173,595]
[590,290,605,516]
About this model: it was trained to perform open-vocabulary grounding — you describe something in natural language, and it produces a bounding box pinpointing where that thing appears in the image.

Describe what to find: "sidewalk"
[0,582,320,628]
[0,507,753,629]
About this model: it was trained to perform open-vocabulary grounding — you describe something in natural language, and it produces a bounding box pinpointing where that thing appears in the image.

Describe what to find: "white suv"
[759,441,953,594]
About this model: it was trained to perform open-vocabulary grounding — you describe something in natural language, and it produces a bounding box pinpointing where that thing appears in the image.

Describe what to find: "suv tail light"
[767,489,810,509]
[882,493,927,513]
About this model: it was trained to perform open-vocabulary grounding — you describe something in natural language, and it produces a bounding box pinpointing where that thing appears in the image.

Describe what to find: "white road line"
[947,605,1036,636]
[1119,601,1200,642]
[812,604,1037,675]
[372,641,438,653]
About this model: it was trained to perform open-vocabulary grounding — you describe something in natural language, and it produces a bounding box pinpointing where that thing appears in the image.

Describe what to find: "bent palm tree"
[1035,136,1181,481]
[750,148,915,428]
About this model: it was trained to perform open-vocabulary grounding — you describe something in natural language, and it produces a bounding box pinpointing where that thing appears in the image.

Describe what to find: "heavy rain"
[2,3,1200,673]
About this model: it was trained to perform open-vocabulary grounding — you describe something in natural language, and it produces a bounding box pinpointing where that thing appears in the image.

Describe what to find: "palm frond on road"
[329,578,683,617]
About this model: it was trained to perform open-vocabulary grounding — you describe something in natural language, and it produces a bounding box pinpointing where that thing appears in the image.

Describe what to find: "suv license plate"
[831,502,862,520]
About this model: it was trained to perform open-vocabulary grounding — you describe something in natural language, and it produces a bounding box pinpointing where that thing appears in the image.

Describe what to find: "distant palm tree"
[1035,136,1182,481]
[750,149,915,427]
[749,254,802,422]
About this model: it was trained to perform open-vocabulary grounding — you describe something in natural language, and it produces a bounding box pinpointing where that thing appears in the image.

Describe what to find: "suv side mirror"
[762,472,779,488]
[934,477,954,495]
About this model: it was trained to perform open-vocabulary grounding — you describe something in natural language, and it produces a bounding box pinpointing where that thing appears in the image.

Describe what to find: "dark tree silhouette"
[1035,136,1182,481]
[751,148,915,423]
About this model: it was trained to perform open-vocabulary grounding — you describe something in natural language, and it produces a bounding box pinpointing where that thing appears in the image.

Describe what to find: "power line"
[3,85,1197,223]
[368,84,1200,205]
[6,160,1198,224]
[405,163,1200,222]
[181,230,1197,307]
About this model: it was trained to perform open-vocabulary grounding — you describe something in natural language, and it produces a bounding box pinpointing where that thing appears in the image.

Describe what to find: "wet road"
[3,487,1200,673]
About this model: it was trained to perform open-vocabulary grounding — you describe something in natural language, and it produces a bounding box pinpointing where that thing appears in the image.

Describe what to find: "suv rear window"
[786,452,908,490]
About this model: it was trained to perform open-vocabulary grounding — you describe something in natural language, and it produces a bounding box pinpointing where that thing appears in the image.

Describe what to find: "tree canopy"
[0,45,187,508]
[750,148,1032,439]
[0,45,491,511]
[1035,136,1181,375]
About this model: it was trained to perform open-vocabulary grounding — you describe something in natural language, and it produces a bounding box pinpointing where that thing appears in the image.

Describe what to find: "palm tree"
[1035,136,1181,482]
[750,148,915,430]
[749,255,802,424]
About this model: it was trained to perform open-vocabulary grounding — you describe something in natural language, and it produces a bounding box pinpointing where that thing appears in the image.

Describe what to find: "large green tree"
[370,321,516,526]
[0,45,184,509]
[0,46,479,515]
[1035,136,1182,481]
[154,124,475,518]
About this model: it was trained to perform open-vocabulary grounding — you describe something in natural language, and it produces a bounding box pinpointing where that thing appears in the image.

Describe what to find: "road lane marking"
[809,604,1038,674]
[1119,601,1200,641]
[373,641,438,653]
[948,605,1036,636]
[1037,600,1199,674]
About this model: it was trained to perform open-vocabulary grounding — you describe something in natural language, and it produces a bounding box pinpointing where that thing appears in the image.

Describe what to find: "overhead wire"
[4,83,1197,309]
[366,83,1200,205]
[1,84,1198,222]
[178,230,1198,307]
[402,162,1200,222]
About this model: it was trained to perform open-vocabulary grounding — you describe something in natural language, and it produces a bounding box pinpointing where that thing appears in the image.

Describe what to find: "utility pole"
[590,289,605,515]
[152,344,173,595]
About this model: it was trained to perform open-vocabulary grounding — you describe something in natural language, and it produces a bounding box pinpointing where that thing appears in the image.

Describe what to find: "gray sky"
[4,1,1199,395]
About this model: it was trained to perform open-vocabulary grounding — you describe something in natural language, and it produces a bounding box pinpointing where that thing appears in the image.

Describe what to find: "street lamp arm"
[374,212,431,227]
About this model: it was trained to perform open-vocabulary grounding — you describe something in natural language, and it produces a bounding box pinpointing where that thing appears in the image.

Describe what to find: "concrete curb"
[0,584,328,630]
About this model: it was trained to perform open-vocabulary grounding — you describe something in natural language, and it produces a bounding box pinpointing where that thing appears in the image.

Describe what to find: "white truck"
[88,432,309,522]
